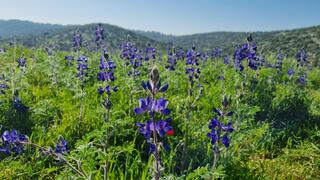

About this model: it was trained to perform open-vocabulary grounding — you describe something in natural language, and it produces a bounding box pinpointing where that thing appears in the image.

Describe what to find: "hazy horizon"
[0,0,320,35]
[1,18,320,37]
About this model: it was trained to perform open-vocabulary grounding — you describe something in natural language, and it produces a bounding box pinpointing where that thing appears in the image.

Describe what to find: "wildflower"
[120,42,143,77]
[295,49,308,67]
[134,97,170,116]
[298,74,306,84]
[212,48,222,59]
[55,137,68,154]
[73,33,82,52]
[0,48,6,53]
[166,48,177,71]
[135,66,172,178]
[97,50,116,82]
[17,58,26,68]
[208,96,234,148]
[233,34,259,71]
[97,50,117,111]
[136,118,173,140]
[0,129,28,155]
[288,68,295,76]
[64,56,74,66]
[224,56,230,65]
[95,23,105,48]
[77,55,88,85]
[218,75,225,80]
[144,43,156,61]
[0,83,8,95]
[13,96,29,112]
[275,49,284,70]
[185,47,201,83]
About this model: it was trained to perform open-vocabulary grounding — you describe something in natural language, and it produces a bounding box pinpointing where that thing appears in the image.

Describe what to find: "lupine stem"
[151,93,160,180]
[183,79,193,171]
[22,142,88,178]
[211,145,220,179]
[103,144,108,180]
[11,39,16,101]
[79,88,84,122]
[104,108,110,180]
[129,63,136,116]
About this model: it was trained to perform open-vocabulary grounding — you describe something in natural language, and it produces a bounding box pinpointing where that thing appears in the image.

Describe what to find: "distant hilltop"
[0,19,320,58]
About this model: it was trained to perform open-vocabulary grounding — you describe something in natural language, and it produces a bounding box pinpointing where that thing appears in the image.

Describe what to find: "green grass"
[0,45,319,179]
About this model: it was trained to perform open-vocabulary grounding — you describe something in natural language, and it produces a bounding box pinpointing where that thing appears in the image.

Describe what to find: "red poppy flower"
[166,129,174,136]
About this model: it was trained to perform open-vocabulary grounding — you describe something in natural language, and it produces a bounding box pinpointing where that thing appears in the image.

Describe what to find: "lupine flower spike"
[135,66,172,180]
[208,96,234,174]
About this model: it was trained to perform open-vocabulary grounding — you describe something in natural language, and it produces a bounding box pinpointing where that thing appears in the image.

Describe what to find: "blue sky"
[0,0,320,35]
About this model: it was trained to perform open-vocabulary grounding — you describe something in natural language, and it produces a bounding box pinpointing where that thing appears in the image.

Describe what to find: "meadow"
[0,25,319,179]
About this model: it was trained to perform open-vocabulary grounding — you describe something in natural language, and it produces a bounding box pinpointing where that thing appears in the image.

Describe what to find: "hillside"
[1,20,320,58]
[136,26,320,57]
[0,19,64,38]
[0,20,164,50]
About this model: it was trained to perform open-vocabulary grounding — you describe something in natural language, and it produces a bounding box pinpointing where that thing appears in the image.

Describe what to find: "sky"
[0,0,320,35]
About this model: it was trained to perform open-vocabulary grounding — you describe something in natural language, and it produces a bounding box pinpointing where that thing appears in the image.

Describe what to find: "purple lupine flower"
[120,42,143,77]
[95,23,104,47]
[55,137,68,154]
[0,48,6,53]
[135,67,172,178]
[207,118,233,148]
[13,96,29,112]
[97,49,117,110]
[45,46,55,56]
[134,97,170,116]
[77,55,88,77]
[212,48,222,59]
[233,34,259,71]
[97,72,114,81]
[17,58,26,68]
[298,74,306,84]
[288,68,295,76]
[77,55,88,88]
[166,47,178,71]
[0,74,8,95]
[136,118,173,140]
[275,49,284,70]
[98,85,118,95]
[200,52,209,64]
[185,47,201,83]
[176,47,185,60]
[208,96,234,148]
[0,84,8,88]
[295,49,308,67]
[0,129,28,155]
[100,84,118,110]
[224,56,230,65]
[141,79,168,95]
[64,55,74,66]
[135,66,172,158]
[222,135,230,147]
[64,56,74,61]
[218,75,225,80]
[0,84,8,95]
[73,33,82,52]
[213,108,233,117]
[144,43,156,61]
[97,51,116,82]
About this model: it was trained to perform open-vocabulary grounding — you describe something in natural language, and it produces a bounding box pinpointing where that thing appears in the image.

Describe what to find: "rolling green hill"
[0,20,164,50]
[135,26,320,58]
[0,19,64,38]
[1,20,320,59]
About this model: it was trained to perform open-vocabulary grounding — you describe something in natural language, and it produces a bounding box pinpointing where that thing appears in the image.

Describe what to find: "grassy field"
[0,37,319,179]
